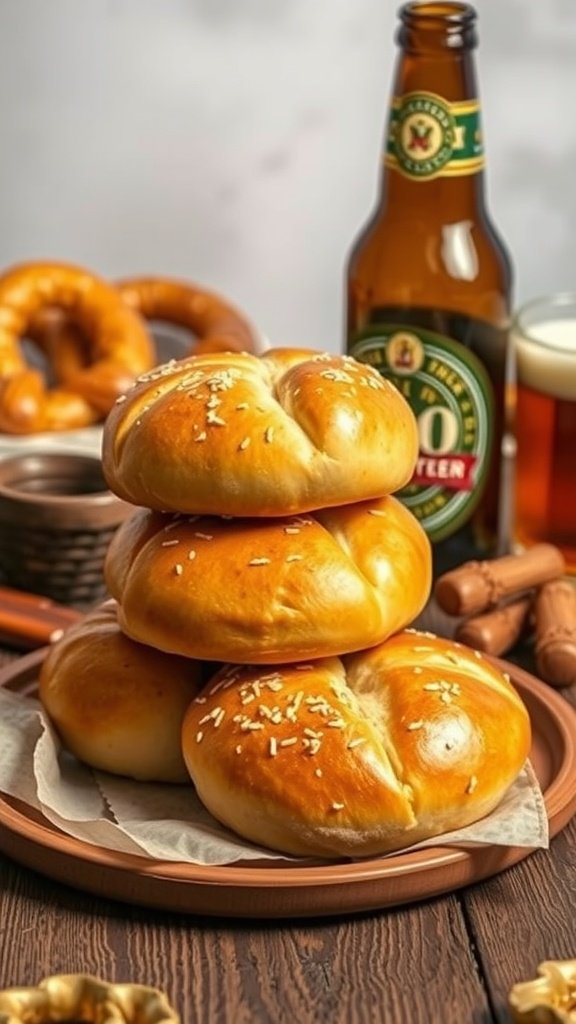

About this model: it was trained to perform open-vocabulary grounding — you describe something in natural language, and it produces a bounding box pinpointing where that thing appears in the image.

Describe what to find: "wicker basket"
[0,452,133,609]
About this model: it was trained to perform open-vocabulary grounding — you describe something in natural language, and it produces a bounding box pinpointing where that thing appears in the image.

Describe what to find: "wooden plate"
[0,650,575,920]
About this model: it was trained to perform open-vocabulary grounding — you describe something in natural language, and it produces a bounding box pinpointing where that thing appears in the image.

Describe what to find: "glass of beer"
[512,293,576,572]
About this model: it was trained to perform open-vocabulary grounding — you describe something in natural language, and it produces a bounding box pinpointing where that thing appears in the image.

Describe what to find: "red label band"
[411,453,478,491]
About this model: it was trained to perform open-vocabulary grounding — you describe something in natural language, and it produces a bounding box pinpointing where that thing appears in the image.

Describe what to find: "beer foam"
[513,318,576,401]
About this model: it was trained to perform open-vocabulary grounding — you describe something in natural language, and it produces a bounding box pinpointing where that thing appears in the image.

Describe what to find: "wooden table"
[0,639,575,1024]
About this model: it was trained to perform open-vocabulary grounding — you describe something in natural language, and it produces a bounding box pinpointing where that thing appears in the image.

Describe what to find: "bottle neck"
[379,4,487,219]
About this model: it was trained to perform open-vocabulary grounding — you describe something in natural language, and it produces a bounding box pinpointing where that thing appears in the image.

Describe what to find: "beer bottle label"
[386,91,484,180]
[349,327,494,543]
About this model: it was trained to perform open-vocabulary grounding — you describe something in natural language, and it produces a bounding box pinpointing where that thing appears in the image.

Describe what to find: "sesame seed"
[238,437,251,451]
[249,557,271,566]
[280,737,298,747]
[327,718,346,729]
[235,745,242,754]
[367,509,387,517]
[474,650,483,659]
[162,539,180,547]
[466,776,478,794]
[196,731,203,743]
[194,532,213,540]
[194,696,207,704]
[174,564,183,576]
[214,709,226,728]
[296,664,314,671]
[423,683,441,691]
[115,394,127,404]
[286,555,303,562]
[331,802,345,811]
[264,427,274,442]
[440,692,452,704]
[195,432,207,442]
[315,768,323,777]
[347,738,366,749]
[407,720,424,731]
[206,411,227,426]
[241,693,255,705]
[188,550,197,560]
[269,737,278,757]
[284,527,301,535]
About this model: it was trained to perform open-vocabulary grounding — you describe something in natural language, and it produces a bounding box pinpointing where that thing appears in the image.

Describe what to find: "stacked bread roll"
[39,348,531,859]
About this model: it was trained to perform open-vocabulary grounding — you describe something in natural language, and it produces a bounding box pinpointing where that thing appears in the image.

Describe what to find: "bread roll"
[181,630,531,858]
[101,348,418,516]
[39,600,204,782]
[104,496,431,663]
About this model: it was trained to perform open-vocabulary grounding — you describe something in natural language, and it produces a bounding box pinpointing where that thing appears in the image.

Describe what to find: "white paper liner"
[0,687,549,865]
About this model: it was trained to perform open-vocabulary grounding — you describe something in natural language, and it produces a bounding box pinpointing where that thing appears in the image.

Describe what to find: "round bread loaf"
[104,496,432,663]
[181,631,532,858]
[38,600,205,782]
[101,348,418,516]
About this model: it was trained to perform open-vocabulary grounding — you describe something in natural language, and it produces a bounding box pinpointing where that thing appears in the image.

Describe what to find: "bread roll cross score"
[101,349,419,517]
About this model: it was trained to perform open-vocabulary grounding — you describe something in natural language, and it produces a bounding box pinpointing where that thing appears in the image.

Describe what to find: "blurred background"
[0,0,573,352]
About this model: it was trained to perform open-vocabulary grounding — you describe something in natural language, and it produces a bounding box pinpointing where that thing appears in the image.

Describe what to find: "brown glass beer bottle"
[346,1,513,578]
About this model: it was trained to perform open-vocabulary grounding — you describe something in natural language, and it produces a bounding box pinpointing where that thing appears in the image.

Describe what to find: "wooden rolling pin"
[0,585,83,649]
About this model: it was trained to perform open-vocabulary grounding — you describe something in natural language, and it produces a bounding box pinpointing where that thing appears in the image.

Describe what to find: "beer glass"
[512,294,576,573]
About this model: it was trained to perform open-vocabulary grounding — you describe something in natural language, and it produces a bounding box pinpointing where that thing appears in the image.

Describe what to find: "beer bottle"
[346,1,513,578]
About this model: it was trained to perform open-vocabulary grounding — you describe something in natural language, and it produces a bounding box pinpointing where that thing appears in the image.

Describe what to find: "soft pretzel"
[104,495,431,663]
[117,275,261,354]
[102,348,419,516]
[181,630,531,858]
[34,275,261,385]
[39,599,205,782]
[0,261,155,433]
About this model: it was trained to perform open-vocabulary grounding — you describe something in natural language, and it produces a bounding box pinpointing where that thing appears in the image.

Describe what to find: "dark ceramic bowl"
[0,452,133,608]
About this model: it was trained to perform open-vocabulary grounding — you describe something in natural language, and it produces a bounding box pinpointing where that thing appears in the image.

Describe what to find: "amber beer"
[513,296,576,573]
[346,1,513,578]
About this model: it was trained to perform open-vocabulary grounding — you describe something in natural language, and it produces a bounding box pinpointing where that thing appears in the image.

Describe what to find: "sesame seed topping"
[264,426,274,442]
[195,432,207,442]
[196,731,203,743]
[248,557,271,566]
[327,718,346,729]
[269,737,278,757]
[194,532,213,541]
[315,768,323,777]
[423,683,442,691]
[162,539,180,547]
[347,738,366,749]
[440,692,452,704]
[188,550,197,560]
[407,720,424,731]
[474,650,483,659]
[115,394,127,404]
[284,527,301,535]
[367,509,387,517]
[174,564,183,576]
[235,745,242,754]
[331,802,345,811]
[466,776,478,794]
[206,411,227,426]
[286,554,303,562]
[280,737,298,747]
[238,437,251,451]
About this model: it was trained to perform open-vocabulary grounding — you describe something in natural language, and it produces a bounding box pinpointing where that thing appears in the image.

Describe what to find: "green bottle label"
[386,91,484,180]
[349,326,494,542]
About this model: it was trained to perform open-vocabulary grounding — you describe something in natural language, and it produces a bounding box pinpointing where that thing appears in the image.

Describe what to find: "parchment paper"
[0,687,548,865]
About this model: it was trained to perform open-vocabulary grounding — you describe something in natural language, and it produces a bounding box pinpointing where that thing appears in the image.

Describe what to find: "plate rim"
[0,648,575,913]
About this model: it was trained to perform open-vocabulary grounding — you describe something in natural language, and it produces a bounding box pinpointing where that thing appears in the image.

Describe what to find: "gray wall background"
[0,0,574,352]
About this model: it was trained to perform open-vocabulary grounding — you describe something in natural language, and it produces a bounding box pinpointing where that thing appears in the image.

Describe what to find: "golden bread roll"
[39,600,204,782]
[0,261,155,433]
[104,496,432,663]
[101,348,418,516]
[181,631,531,858]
